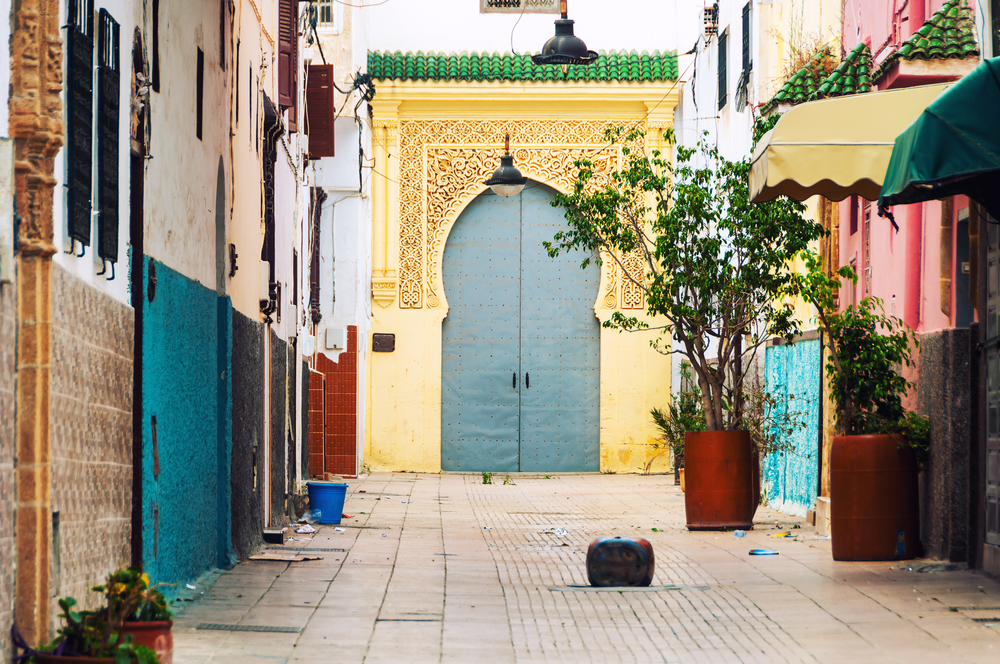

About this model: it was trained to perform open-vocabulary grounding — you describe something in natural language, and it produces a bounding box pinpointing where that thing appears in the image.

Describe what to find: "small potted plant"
[14,594,159,663]
[794,251,930,560]
[650,366,706,490]
[98,568,173,664]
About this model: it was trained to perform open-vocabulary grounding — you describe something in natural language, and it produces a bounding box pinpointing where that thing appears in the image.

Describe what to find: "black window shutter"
[742,3,751,73]
[718,31,728,111]
[97,9,120,263]
[67,0,95,247]
[196,48,204,140]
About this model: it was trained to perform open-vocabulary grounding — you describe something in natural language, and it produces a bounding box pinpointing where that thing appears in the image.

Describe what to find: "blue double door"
[441,183,600,472]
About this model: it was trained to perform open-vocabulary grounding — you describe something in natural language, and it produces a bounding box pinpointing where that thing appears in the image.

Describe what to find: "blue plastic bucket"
[307,482,348,524]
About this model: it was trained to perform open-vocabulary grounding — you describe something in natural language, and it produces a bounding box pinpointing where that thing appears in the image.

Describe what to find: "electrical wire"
[334,0,389,7]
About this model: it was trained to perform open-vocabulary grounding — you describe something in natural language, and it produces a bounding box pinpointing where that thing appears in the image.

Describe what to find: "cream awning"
[750,83,950,203]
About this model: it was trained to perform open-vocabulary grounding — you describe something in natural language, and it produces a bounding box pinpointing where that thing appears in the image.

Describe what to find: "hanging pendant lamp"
[485,134,527,197]
[531,0,598,66]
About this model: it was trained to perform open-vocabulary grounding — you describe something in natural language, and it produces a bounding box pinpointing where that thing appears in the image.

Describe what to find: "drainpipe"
[10,0,64,647]
[904,203,923,330]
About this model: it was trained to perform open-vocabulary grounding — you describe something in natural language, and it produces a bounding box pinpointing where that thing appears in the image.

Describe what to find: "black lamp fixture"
[531,0,598,66]
[485,134,527,198]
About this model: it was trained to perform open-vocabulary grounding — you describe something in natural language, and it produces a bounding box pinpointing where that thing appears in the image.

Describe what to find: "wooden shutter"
[97,9,120,263]
[718,31,728,110]
[305,64,335,158]
[277,0,296,107]
[67,0,95,247]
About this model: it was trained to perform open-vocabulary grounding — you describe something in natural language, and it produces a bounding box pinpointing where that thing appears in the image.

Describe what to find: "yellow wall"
[365,82,680,473]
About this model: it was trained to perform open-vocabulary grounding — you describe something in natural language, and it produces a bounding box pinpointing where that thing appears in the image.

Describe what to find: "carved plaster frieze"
[393,119,647,311]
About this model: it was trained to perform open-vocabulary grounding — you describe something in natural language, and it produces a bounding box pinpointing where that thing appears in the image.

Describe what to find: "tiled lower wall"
[0,281,16,662]
[308,369,326,477]
[314,326,358,477]
[50,264,134,612]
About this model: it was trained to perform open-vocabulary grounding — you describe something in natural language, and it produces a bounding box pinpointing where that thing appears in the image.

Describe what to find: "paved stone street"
[173,473,1000,663]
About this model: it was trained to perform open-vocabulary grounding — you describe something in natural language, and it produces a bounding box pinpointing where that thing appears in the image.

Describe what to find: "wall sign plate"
[373,333,395,352]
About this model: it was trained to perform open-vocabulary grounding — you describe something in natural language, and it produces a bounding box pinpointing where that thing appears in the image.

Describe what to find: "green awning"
[880,58,1000,219]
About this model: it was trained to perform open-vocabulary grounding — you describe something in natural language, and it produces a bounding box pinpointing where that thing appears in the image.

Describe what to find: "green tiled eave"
[809,42,873,102]
[873,0,980,82]
[761,48,839,113]
[366,49,678,83]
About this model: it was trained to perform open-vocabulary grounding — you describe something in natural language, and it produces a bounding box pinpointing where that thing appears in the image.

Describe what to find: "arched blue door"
[441,182,600,472]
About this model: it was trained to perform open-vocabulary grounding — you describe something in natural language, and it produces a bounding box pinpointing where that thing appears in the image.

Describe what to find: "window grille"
[704,4,719,38]
[315,0,336,26]
[481,0,560,14]
[66,0,94,249]
[97,9,120,263]
[718,30,728,111]
[741,3,751,73]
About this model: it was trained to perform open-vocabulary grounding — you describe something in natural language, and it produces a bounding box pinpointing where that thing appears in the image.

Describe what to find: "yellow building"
[364,51,681,474]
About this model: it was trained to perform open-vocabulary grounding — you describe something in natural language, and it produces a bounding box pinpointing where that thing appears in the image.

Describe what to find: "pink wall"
[837,0,967,339]
[842,1,948,62]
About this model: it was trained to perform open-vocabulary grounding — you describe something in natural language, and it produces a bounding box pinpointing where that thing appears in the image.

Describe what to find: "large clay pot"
[831,434,920,561]
[123,620,173,664]
[35,656,114,663]
[684,430,756,530]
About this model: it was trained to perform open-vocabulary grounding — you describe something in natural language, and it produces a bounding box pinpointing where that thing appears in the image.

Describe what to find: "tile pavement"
[173,473,1000,663]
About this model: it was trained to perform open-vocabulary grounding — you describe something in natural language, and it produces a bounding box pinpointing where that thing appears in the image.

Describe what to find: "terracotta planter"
[122,620,173,664]
[830,434,920,561]
[684,430,756,530]
[35,656,115,664]
[679,468,685,492]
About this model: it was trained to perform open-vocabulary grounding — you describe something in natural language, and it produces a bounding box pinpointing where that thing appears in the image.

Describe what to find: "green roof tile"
[761,48,840,112]
[873,0,979,82]
[367,49,678,83]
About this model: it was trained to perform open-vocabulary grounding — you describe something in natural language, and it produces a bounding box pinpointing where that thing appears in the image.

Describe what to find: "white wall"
[51,0,139,305]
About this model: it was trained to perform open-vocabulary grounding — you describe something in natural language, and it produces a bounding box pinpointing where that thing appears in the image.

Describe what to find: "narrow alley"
[173,474,1000,663]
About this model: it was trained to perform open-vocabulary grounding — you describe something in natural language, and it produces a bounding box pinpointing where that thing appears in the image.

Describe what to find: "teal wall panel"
[142,257,233,588]
[763,338,822,517]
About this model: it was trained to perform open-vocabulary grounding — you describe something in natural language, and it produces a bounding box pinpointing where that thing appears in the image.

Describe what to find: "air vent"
[704,3,719,38]
[481,0,560,14]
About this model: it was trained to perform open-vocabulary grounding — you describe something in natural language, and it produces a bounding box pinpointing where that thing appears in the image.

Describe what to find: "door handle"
[525,372,529,389]
[513,372,517,390]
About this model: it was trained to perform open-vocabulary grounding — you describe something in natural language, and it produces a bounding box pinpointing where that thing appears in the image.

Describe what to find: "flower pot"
[35,656,115,664]
[123,620,173,664]
[830,434,920,561]
[684,430,755,530]
[679,468,685,492]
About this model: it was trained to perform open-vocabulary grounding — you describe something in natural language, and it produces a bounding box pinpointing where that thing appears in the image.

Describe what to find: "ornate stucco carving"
[393,119,646,310]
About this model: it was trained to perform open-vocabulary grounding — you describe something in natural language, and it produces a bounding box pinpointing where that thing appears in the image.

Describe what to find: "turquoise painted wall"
[142,257,234,589]
[763,338,822,517]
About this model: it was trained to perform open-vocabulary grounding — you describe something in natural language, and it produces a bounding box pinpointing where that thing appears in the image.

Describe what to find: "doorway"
[441,183,600,472]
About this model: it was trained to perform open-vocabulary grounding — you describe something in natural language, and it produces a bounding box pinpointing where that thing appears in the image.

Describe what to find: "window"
[305,65,336,158]
[850,195,859,235]
[481,0,560,13]
[196,48,204,140]
[277,0,298,109]
[718,30,728,111]
[863,201,872,297]
[152,0,160,91]
[97,9,120,263]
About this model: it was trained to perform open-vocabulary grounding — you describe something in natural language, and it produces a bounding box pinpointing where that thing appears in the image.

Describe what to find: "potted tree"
[549,126,825,529]
[794,251,930,560]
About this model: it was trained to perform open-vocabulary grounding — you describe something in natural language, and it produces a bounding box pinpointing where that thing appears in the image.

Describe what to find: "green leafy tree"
[547,127,825,431]
[791,251,930,467]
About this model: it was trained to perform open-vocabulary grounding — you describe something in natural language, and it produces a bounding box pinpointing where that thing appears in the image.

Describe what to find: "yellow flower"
[140,573,150,588]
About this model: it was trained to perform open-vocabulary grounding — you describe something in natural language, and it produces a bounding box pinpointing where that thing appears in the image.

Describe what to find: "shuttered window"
[97,9,120,263]
[718,30,728,111]
[67,0,94,248]
[277,0,297,108]
[305,65,335,158]
[742,3,751,73]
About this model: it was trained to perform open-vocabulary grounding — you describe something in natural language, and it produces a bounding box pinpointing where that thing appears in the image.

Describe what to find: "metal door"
[519,184,600,471]
[441,183,600,471]
[441,192,522,471]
